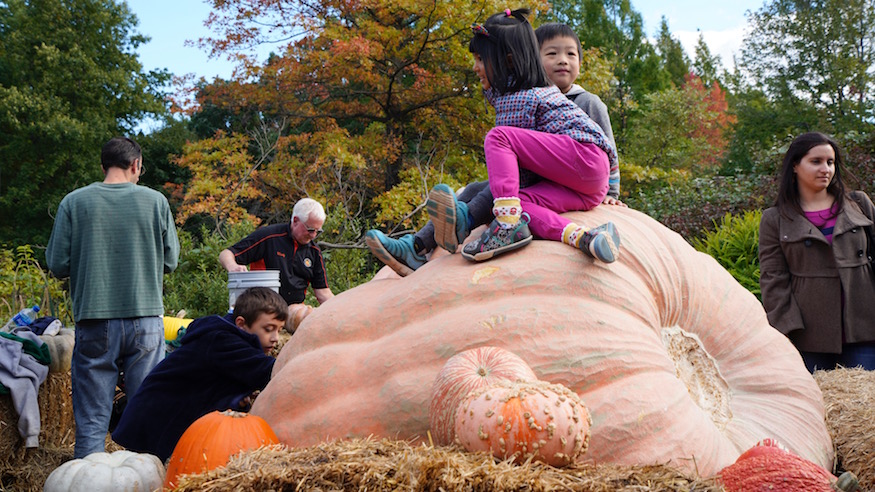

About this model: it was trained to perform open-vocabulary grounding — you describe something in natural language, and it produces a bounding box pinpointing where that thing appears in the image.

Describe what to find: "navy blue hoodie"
[112,314,275,461]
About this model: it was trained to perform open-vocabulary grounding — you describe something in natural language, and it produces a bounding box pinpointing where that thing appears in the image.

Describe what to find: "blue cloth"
[28,316,59,336]
[111,314,275,462]
[72,316,164,458]
[801,342,875,372]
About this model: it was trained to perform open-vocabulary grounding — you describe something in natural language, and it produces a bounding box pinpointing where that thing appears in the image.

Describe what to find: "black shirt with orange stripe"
[228,223,329,304]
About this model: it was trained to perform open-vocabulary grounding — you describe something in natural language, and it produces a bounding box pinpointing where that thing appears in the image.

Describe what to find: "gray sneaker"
[579,222,620,263]
[461,213,533,262]
[365,231,426,277]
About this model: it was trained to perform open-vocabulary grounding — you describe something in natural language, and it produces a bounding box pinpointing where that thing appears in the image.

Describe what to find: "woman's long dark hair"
[468,8,549,95]
[775,132,846,217]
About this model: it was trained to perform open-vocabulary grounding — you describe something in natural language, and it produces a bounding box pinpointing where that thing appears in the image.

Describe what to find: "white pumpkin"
[44,450,165,492]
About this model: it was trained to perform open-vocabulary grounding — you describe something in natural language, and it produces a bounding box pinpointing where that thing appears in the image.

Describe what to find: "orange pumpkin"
[163,410,278,489]
[429,346,538,445]
[252,207,833,476]
[454,380,591,466]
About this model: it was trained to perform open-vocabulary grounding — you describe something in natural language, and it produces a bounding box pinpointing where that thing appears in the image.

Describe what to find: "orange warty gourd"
[163,410,279,489]
[454,380,591,466]
[720,439,858,492]
[252,207,833,476]
[429,346,538,445]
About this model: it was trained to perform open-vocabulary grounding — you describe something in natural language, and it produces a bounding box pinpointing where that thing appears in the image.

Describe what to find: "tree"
[625,74,736,172]
[692,32,723,88]
[177,0,541,234]
[0,0,169,247]
[738,0,875,134]
[655,17,690,88]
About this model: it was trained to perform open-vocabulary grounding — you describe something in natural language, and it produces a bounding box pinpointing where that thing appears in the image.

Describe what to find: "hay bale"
[173,439,724,491]
[814,366,875,491]
[0,371,75,491]
[1,371,74,455]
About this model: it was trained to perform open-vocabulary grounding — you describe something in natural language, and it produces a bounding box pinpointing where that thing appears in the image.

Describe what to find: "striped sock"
[562,223,585,247]
[493,197,522,230]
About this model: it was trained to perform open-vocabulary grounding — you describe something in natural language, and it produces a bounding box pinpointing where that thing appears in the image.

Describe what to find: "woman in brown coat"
[759,132,875,372]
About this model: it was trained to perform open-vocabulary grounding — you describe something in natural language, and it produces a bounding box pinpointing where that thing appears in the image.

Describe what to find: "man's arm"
[46,202,71,278]
[218,249,248,272]
[314,288,334,304]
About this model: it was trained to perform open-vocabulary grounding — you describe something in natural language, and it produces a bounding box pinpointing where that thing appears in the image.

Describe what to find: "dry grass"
[814,366,875,491]
[174,439,724,492]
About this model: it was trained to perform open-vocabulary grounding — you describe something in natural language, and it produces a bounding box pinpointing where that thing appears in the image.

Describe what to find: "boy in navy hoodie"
[112,287,287,461]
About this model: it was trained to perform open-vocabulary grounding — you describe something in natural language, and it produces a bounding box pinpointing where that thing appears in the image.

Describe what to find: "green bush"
[162,222,255,318]
[316,205,380,298]
[0,245,72,325]
[692,210,762,299]
[625,171,775,242]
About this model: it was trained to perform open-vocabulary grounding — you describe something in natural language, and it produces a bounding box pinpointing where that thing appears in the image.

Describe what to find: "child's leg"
[484,126,609,201]
[520,183,620,263]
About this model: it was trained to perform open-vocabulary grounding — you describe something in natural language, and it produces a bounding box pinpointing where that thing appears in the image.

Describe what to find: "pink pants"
[484,126,609,241]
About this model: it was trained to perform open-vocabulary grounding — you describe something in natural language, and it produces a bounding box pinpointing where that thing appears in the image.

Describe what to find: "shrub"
[162,222,255,318]
[315,206,379,298]
[624,171,775,242]
[692,210,762,299]
[0,245,72,325]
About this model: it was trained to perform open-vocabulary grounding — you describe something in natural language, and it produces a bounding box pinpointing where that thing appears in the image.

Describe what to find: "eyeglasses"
[306,227,323,235]
[137,159,146,176]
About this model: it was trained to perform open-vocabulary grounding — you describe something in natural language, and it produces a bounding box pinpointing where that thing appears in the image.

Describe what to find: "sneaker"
[461,213,533,262]
[427,184,471,253]
[579,222,620,263]
[365,231,426,277]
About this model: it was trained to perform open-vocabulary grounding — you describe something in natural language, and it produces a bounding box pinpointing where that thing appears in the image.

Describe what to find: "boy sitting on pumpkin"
[111,287,287,461]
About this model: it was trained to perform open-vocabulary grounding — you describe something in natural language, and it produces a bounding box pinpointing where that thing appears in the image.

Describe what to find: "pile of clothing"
[0,317,61,448]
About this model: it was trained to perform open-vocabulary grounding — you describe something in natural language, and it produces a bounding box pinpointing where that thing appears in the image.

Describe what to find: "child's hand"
[602,196,627,207]
[238,390,261,410]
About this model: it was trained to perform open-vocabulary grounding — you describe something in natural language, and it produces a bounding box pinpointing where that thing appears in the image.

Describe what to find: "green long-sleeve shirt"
[47,182,180,322]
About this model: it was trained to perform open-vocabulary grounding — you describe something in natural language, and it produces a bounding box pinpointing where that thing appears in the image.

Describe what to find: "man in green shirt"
[47,136,180,458]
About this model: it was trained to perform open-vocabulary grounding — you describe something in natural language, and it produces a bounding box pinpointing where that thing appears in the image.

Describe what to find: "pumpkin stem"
[221,410,249,418]
[833,471,859,492]
[477,367,488,377]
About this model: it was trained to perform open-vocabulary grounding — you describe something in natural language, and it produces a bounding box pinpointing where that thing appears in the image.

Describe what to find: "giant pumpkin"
[251,207,833,477]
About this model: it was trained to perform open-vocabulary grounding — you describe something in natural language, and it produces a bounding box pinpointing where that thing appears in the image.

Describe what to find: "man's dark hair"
[233,287,289,326]
[101,137,142,171]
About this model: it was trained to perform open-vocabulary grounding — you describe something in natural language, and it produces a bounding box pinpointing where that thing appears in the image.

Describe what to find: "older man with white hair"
[219,198,334,326]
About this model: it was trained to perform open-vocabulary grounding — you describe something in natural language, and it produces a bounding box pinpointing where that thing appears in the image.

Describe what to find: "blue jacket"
[111,314,274,461]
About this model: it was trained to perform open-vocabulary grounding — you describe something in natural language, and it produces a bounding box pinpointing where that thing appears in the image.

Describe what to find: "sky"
[128,0,766,84]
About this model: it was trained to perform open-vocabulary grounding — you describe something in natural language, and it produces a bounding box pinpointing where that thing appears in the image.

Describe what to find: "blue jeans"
[801,342,875,373]
[72,317,164,458]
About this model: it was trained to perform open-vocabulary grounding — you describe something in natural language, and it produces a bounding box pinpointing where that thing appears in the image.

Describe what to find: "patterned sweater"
[484,85,618,169]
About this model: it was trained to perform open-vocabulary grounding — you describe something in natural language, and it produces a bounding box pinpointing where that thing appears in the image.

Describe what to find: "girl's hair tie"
[471,23,490,37]
[505,8,512,16]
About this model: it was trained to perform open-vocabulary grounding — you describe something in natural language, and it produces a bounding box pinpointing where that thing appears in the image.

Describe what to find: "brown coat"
[759,191,875,353]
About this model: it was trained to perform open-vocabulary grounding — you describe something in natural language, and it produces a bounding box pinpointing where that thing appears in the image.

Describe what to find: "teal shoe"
[579,222,620,263]
[427,184,471,253]
[365,231,426,277]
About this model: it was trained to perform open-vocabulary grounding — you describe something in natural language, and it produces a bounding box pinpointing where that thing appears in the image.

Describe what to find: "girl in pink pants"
[461,8,620,263]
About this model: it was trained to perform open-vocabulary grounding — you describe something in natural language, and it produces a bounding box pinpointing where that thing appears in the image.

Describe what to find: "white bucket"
[228,270,281,307]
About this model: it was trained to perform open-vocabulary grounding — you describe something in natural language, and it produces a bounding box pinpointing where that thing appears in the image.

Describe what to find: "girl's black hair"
[469,8,549,95]
[775,132,846,217]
